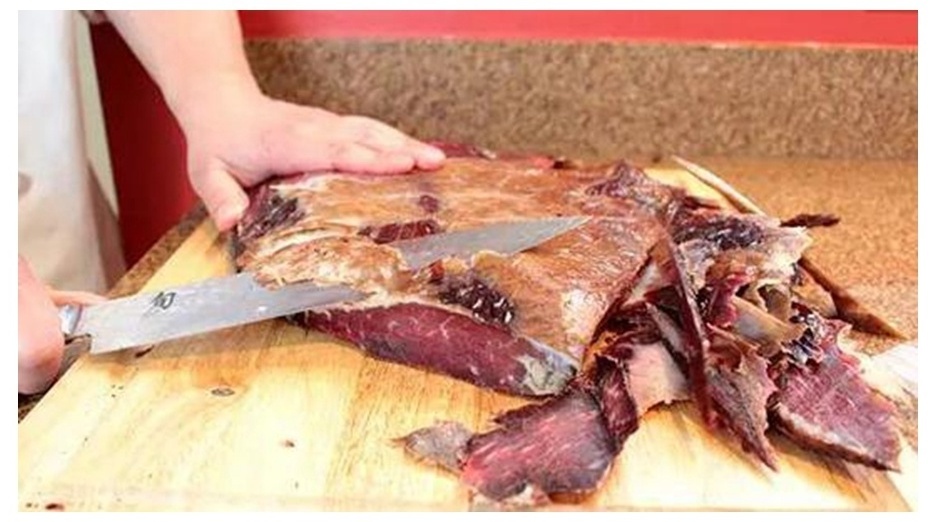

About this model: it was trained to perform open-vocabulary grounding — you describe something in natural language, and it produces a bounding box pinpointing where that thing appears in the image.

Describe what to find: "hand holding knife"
[60,216,590,355]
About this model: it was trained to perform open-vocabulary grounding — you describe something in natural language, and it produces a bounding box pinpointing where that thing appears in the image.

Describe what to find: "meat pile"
[232,144,901,509]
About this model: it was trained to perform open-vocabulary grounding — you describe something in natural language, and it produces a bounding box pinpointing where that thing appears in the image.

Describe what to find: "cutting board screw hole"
[210,387,235,397]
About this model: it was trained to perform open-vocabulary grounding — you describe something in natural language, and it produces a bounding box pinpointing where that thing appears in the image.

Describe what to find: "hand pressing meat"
[105,11,446,232]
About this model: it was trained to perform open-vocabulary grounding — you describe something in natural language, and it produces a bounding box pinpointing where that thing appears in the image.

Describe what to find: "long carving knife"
[60,216,590,355]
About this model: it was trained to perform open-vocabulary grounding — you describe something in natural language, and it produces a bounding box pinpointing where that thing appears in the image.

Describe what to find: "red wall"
[239,11,917,47]
[92,11,917,266]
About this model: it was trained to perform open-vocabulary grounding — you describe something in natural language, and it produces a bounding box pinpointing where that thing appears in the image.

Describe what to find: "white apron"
[18,10,124,293]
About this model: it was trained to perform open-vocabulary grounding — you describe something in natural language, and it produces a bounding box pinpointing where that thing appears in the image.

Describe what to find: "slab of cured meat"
[231,145,903,509]
[234,151,675,397]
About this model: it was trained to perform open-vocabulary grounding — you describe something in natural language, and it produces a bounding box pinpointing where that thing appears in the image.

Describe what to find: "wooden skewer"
[671,156,906,340]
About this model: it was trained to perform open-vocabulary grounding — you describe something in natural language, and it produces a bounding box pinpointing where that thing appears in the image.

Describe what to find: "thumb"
[191,164,250,232]
[47,289,108,307]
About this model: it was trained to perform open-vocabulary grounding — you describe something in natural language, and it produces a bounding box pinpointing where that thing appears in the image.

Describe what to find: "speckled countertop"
[245,40,917,161]
[19,157,918,452]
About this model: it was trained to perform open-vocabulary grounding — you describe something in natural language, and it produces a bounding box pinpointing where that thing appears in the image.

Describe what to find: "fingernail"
[216,201,247,231]
[423,146,446,163]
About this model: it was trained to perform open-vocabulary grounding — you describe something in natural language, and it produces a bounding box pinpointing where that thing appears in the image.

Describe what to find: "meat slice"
[727,296,806,358]
[646,210,873,470]
[781,213,840,228]
[625,341,689,415]
[707,329,778,469]
[396,421,473,472]
[672,208,812,290]
[399,329,685,509]
[648,239,714,425]
[398,390,620,508]
[299,303,575,396]
[461,388,619,503]
[771,316,901,470]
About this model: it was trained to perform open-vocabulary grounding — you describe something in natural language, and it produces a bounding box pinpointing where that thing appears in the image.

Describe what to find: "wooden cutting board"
[18,168,917,511]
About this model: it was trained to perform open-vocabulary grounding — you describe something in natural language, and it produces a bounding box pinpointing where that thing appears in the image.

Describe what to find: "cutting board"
[18,167,917,511]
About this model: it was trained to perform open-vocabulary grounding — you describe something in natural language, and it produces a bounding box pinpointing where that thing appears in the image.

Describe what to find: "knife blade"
[393,216,590,269]
[59,275,367,355]
[63,216,589,355]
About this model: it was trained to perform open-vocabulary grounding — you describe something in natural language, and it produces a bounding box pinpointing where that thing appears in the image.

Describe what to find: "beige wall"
[74,14,117,215]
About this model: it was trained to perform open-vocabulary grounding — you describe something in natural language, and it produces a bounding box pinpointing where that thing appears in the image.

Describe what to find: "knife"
[60,216,589,355]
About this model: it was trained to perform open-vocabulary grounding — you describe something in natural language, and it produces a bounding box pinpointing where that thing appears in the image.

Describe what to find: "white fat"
[319,291,480,320]
[560,289,604,346]
[626,261,664,304]
[522,335,580,369]
[274,173,347,192]
[257,228,349,258]
[323,217,372,227]
[627,342,689,415]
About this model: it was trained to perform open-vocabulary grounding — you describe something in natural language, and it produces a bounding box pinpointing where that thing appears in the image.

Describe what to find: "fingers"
[189,161,250,232]
[326,142,416,173]
[262,129,410,175]
[48,289,108,307]
[18,257,65,394]
[341,116,446,170]
[264,108,446,175]
[411,141,447,170]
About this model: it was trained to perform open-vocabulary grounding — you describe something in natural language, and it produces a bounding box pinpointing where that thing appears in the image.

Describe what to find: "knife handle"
[58,304,91,368]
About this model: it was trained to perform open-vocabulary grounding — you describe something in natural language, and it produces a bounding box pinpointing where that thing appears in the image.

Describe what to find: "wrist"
[164,69,265,135]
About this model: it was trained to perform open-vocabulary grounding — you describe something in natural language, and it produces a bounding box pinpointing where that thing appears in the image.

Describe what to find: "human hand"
[173,84,446,232]
[19,257,106,394]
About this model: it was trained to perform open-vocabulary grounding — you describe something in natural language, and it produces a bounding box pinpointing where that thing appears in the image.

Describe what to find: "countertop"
[246,40,916,161]
[18,157,918,446]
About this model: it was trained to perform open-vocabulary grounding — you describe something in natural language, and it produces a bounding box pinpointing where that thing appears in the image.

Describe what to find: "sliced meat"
[582,355,640,451]
[700,273,752,329]
[397,421,473,472]
[299,303,576,397]
[781,213,840,228]
[672,209,812,289]
[650,299,778,468]
[623,341,689,415]
[462,389,617,503]
[730,296,807,357]
[708,329,778,468]
[772,317,901,470]
[397,329,685,509]
[234,146,902,505]
[649,239,714,425]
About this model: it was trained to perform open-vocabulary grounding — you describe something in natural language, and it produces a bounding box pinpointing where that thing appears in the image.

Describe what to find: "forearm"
[105,10,261,126]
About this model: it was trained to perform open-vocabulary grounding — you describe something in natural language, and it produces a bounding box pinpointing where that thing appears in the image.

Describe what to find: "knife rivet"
[210,387,235,397]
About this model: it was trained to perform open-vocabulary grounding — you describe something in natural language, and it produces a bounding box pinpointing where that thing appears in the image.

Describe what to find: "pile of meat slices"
[232,144,901,509]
